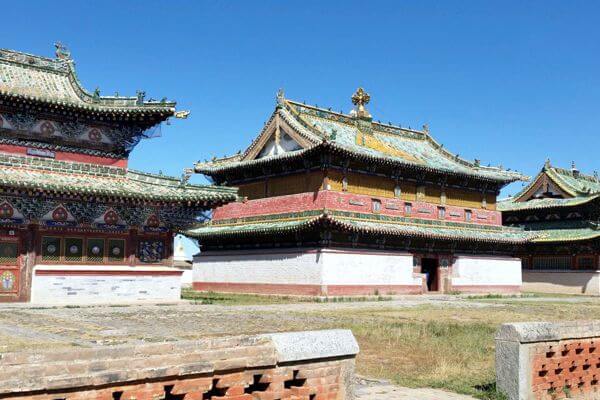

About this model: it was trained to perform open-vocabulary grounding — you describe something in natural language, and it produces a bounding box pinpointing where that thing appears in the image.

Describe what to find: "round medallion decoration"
[69,245,79,254]
[441,259,449,268]
[104,210,119,225]
[52,207,68,221]
[0,271,15,291]
[0,203,14,218]
[146,214,160,228]
[91,246,101,255]
[111,246,121,256]
[46,244,57,254]
[88,128,102,143]
[40,121,56,137]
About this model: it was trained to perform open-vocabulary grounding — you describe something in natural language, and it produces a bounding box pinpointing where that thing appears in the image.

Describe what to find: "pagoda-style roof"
[196,89,527,185]
[187,210,534,245]
[0,152,237,205]
[531,226,600,243]
[498,162,600,212]
[0,46,177,128]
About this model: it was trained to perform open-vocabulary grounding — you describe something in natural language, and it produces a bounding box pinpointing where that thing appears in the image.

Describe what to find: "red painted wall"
[213,190,502,226]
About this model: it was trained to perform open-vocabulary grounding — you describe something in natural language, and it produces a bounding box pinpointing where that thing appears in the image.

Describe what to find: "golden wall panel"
[238,181,265,200]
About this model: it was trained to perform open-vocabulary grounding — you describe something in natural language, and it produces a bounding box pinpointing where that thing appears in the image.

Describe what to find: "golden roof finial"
[351,87,372,119]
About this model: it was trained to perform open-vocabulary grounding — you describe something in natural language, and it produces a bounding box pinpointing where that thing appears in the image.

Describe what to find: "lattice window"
[577,256,596,270]
[108,239,125,262]
[65,238,83,262]
[0,242,17,264]
[87,238,105,263]
[532,256,572,270]
[42,236,62,261]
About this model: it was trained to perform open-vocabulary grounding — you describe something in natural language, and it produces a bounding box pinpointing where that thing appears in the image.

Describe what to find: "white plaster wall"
[194,250,323,284]
[31,265,182,305]
[451,256,522,286]
[180,269,193,287]
[320,250,419,285]
[522,271,600,295]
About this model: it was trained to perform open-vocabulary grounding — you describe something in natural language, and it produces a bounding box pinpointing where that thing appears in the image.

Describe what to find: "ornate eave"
[187,211,534,245]
[0,47,178,128]
[0,153,238,206]
[195,90,527,187]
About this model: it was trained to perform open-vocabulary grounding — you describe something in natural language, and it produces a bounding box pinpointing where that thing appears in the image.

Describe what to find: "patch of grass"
[181,289,393,305]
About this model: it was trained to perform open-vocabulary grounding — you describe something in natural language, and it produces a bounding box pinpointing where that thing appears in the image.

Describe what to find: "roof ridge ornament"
[351,87,372,120]
[276,88,285,106]
[54,42,71,60]
[544,158,551,169]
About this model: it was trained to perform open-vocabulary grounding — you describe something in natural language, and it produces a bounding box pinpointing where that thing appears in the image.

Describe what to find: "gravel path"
[355,378,476,400]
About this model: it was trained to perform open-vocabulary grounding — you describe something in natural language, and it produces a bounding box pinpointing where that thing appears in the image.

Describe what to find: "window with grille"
[0,242,17,264]
[438,207,446,219]
[532,256,572,270]
[577,256,596,270]
[87,238,105,263]
[521,258,530,270]
[465,210,472,222]
[404,203,412,215]
[42,237,62,261]
[372,199,382,213]
[108,239,126,262]
[65,238,83,262]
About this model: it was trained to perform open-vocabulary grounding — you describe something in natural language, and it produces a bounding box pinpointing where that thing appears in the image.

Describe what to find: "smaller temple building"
[188,89,533,296]
[0,46,236,303]
[500,161,600,295]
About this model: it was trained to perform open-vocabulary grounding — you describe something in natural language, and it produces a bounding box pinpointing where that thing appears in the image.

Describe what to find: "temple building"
[499,161,600,295]
[188,89,533,295]
[0,46,236,303]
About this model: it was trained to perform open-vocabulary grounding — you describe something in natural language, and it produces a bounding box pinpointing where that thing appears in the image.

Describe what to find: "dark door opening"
[421,258,439,292]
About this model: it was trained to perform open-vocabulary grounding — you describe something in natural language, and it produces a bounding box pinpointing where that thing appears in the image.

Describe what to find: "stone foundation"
[0,329,358,400]
[496,321,600,400]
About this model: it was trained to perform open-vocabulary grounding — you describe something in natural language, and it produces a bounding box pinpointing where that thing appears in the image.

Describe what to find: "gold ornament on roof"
[351,87,372,119]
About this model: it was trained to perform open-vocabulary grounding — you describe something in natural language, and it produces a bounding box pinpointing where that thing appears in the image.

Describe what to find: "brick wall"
[496,321,600,400]
[0,330,358,400]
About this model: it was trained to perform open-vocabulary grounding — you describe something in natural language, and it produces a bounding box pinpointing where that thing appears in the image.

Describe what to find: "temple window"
[372,199,382,213]
[342,177,348,191]
[87,238,105,263]
[65,238,84,262]
[42,237,62,261]
[532,256,571,270]
[438,207,446,219]
[108,239,126,262]
[465,209,472,222]
[577,256,595,270]
[404,202,412,215]
[394,185,402,198]
[0,242,18,264]
[440,190,447,205]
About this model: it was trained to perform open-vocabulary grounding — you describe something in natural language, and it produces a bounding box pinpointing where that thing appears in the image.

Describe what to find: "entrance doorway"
[421,258,439,292]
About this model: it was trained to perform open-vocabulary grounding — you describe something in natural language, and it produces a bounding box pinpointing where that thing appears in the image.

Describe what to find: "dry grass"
[309,301,600,399]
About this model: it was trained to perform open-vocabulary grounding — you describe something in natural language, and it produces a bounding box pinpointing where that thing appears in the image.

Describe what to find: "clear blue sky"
[3,1,599,199]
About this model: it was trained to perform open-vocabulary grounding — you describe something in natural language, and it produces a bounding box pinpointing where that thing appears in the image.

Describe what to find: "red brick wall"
[13,362,343,400]
[213,191,501,226]
[532,338,600,399]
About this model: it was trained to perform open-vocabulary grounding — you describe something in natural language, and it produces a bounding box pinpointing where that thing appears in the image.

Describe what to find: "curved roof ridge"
[0,47,176,110]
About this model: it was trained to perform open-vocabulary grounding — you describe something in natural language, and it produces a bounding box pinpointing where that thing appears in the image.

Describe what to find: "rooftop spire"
[351,87,372,119]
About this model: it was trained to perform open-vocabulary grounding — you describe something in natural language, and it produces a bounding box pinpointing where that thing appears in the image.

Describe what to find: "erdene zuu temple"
[188,89,534,295]
[500,161,600,295]
[0,46,236,303]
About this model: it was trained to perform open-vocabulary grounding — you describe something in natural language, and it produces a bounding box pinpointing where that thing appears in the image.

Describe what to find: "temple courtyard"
[1,292,598,399]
